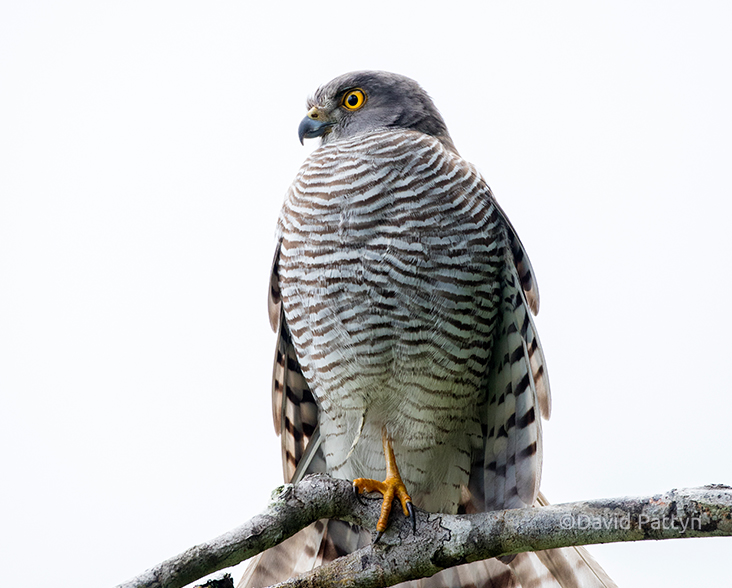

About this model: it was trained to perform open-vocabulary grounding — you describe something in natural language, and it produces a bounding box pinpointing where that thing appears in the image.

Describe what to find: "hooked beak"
[298,106,335,144]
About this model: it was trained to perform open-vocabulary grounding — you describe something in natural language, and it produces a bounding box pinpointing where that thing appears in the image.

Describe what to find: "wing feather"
[494,200,540,315]
[268,242,320,481]
[483,244,543,511]
[495,200,551,417]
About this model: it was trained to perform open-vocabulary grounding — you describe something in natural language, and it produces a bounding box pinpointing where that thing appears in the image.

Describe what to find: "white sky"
[2,2,731,587]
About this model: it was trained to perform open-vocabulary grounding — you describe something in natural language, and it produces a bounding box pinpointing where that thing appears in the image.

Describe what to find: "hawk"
[240,71,615,588]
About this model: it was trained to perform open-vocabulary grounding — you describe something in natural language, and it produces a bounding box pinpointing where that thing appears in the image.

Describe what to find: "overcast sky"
[2,2,731,587]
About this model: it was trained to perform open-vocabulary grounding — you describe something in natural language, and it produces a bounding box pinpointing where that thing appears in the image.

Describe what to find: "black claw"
[353,484,365,504]
[407,501,416,533]
[374,530,383,544]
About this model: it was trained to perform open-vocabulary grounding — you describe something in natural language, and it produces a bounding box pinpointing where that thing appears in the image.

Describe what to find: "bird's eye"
[342,89,366,111]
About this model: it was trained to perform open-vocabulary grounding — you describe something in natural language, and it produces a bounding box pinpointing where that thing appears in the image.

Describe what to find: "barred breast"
[276,129,508,512]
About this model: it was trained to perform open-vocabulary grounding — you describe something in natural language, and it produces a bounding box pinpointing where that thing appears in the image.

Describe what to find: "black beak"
[298,115,335,145]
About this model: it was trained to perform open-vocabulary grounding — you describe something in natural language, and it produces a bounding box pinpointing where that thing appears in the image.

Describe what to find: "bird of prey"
[239,71,616,588]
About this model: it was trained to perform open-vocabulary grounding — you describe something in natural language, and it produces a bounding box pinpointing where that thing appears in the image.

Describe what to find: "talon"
[353,483,365,504]
[352,429,414,536]
[374,530,383,544]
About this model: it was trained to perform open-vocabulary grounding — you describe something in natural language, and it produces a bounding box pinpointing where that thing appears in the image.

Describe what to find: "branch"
[116,475,732,588]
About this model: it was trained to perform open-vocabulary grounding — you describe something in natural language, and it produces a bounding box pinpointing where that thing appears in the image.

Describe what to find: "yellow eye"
[342,89,366,111]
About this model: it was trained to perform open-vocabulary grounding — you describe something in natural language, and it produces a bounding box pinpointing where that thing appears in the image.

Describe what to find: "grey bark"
[115,475,732,588]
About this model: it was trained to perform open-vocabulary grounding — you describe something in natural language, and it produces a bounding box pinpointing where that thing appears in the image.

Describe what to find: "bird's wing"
[493,200,540,313]
[494,198,551,417]
[471,217,548,513]
[450,201,616,587]
[238,245,368,588]
[268,242,320,482]
[457,197,550,516]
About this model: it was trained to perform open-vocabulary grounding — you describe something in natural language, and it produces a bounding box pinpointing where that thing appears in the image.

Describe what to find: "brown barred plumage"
[240,71,615,588]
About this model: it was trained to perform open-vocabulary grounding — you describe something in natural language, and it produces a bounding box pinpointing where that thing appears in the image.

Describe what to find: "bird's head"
[298,71,457,153]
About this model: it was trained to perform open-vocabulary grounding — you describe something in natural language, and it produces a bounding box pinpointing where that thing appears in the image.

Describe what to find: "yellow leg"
[353,430,415,538]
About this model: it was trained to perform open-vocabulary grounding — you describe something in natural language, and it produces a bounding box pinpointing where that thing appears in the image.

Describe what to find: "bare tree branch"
[116,475,732,588]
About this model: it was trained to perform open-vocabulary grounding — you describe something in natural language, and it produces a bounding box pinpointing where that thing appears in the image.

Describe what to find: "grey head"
[297,71,457,153]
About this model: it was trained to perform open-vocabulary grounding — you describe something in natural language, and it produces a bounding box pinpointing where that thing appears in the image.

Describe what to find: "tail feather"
[237,521,326,588]
[532,547,618,588]
[399,559,518,588]
[531,493,617,588]
[237,520,368,588]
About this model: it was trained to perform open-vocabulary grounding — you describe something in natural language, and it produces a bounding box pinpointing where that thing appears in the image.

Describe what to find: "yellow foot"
[353,430,416,540]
